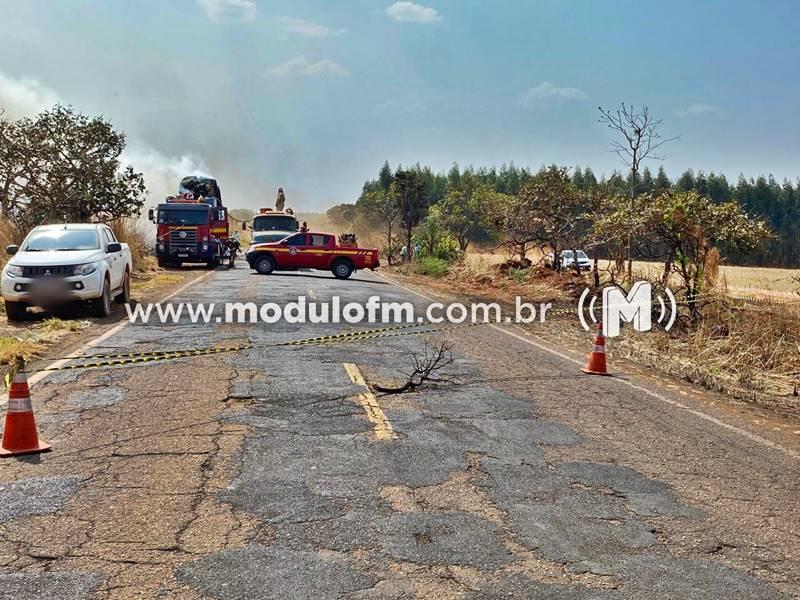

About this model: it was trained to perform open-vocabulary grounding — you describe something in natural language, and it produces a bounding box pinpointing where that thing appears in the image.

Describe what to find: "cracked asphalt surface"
[0,267,798,599]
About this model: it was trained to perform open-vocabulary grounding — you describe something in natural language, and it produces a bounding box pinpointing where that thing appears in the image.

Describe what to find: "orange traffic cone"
[582,323,610,376]
[0,357,51,457]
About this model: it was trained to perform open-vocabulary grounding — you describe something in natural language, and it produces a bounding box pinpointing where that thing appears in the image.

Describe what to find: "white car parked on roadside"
[544,249,592,272]
[1,223,132,321]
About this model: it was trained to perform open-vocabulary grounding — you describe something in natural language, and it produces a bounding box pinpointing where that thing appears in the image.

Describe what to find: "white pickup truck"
[1,223,132,321]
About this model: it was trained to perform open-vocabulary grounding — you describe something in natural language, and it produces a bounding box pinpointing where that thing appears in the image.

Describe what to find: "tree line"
[0,105,146,229]
[330,103,797,278]
[328,158,778,318]
[329,160,797,270]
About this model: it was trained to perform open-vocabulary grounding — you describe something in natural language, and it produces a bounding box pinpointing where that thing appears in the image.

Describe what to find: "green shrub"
[433,235,461,262]
[412,257,450,278]
[508,266,530,284]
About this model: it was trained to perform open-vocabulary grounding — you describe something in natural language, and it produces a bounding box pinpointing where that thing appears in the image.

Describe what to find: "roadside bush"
[414,232,461,263]
[382,242,401,265]
[108,218,149,273]
[0,220,23,271]
[412,257,450,278]
[432,234,461,262]
[508,266,530,284]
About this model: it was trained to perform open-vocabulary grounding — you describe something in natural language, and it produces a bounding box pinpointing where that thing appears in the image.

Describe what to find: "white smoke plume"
[0,70,210,208]
[122,147,211,206]
[0,72,59,120]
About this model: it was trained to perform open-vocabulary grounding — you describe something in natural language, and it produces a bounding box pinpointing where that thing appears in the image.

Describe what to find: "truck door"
[280,233,308,268]
[307,233,332,269]
[102,227,123,288]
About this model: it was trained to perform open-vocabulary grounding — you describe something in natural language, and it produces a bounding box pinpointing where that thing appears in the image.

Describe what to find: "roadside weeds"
[380,264,800,420]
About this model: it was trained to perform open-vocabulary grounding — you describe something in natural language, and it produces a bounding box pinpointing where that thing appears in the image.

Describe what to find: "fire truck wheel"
[332,259,354,279]
[255,255,275,275]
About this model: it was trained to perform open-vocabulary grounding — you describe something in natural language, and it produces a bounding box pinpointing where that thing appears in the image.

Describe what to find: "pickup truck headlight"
[5,264,23,278]
[73,262,98,276]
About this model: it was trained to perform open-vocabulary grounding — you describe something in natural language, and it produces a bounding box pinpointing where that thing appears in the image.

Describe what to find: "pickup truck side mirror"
[147,208,154,222]
[107,242,122,253]
[5,245,18,256]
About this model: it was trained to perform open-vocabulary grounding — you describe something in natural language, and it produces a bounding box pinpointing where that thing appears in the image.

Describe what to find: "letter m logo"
[601,281,652,337]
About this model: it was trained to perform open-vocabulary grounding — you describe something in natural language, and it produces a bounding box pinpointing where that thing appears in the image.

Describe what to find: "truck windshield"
[253,233,289,244]
[158,209,209,226]
[24,229,99,251]
[253,215,297,232]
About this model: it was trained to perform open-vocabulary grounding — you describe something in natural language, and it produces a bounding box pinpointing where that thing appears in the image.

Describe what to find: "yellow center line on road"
[342,363,396,441]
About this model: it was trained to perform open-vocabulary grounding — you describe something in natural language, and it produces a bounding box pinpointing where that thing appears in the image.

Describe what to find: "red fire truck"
[245,232,379,279]
[148,176,231,268]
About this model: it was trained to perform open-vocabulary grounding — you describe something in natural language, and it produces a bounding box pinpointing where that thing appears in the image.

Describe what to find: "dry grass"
[596,259,800,298]
[612,300,800,411]
[0,220,23,271]
[0,337,43,363]
[109,218,149,273]
[0,317,90,365]
[464,247,547,270]
[392,252,800,415]
[131,271,183,296]
[466,251,800,299]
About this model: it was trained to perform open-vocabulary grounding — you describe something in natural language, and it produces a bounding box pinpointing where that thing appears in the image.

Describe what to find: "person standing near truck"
[276,187,286,211]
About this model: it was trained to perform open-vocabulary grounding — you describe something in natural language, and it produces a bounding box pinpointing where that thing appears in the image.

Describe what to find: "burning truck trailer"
[148,176,233,269]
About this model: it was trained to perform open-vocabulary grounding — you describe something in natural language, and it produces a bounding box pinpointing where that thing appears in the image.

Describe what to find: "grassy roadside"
[383,260,800,419]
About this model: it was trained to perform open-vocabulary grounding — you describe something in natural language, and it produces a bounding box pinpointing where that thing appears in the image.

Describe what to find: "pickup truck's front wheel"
[332,259,354,279]
[4,301,29,322]
[91,278,112,318]
[255,255,275,275]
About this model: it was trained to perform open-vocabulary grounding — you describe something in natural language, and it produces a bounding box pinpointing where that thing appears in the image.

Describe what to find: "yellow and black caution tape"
[278,321,440,347]
[34,344,255,372]
[26,321,484,374]
[43,345,253,363]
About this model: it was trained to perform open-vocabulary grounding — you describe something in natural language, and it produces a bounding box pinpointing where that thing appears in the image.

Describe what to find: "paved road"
[0,267,797,599]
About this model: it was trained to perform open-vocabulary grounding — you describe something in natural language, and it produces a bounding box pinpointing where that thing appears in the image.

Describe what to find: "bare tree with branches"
[598,103,677,281]
[374,340,455,394]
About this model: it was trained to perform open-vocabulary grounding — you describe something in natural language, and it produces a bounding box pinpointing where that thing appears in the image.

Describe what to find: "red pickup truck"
[245,231,379,279]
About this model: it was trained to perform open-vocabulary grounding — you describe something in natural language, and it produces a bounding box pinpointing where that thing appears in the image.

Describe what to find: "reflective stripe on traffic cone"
[1,360,51,457]
[582,323,610,376]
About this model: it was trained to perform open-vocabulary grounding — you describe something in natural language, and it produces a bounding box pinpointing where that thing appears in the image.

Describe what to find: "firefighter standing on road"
[276,187,286,211]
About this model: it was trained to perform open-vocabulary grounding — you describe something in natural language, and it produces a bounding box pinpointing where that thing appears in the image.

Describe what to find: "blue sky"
[1,0,799,211]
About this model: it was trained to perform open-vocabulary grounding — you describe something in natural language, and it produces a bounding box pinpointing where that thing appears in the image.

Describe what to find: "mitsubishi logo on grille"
[179,231,187,239]
[44,269,52,277]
